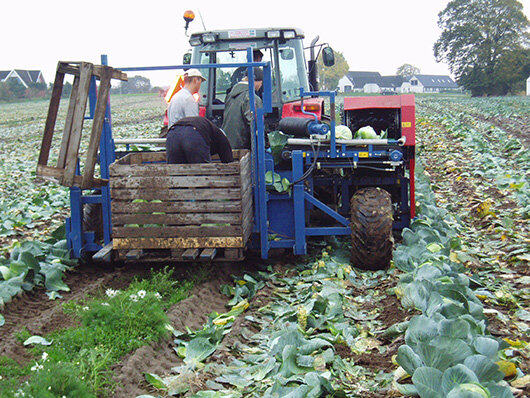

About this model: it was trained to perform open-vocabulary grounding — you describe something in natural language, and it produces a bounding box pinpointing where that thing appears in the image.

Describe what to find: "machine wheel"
[83,203,104,243]
[350,187,394,270]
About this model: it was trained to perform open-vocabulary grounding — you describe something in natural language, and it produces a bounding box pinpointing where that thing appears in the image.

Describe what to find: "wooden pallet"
[113,247,244,262]
[109,150,253,260]
[36,61,127,189]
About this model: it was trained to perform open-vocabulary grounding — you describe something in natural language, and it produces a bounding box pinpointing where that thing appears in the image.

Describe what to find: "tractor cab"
[186,27,334,128]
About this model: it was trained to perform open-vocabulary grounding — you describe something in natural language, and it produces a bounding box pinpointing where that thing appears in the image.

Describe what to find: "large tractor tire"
[83,203,104,243]
[350,187,394,270]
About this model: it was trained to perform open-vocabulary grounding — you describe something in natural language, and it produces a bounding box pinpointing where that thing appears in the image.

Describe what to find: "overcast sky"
[2,0,529,86]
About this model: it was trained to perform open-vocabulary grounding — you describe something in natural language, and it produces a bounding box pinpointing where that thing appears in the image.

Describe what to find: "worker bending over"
[167,69,205,127]
[222,68,263,150]
[166,116,233,164]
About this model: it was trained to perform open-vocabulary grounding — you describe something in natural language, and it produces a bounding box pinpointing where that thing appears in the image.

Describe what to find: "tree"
[396,64,421,79]
[6,79,26,99]
[434,0,529,96]
[115,75,152,94]
[317,50,349,90]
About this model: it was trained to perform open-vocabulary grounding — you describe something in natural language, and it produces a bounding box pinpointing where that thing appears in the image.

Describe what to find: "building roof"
[379,75,405,88]
[413,74,458,89]
[14,70,42,86]
[0,69,43,86]
[345,71,382,88]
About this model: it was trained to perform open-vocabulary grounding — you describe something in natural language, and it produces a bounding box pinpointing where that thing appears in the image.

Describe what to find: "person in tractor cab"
[222,68,263,150]
[166,116,234,164]
[167,69,206,127]
[229,49,263,92]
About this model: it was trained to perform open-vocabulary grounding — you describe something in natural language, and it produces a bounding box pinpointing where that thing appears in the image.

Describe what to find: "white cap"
[184,68,206,81]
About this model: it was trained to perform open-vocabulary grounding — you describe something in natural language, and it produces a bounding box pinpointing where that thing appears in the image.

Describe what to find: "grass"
[0,267,198,397]
[0,356,31,394]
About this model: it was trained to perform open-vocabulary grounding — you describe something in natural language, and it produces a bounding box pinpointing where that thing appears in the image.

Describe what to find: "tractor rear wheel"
[350,187,394,270]
[83,203,104,243]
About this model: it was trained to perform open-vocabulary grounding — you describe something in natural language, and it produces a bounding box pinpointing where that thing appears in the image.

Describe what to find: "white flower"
[137,290,146,299]
[105,288,119,298]
[129,294,138,302]
[48,386,51,390]
[101,302,110,307]
[82,306,89,311]
[154,292,162,300]
[30,363,43,372]
[41,352,48,361]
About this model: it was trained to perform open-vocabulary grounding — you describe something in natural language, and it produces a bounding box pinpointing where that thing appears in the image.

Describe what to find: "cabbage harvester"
[36,22,415,269]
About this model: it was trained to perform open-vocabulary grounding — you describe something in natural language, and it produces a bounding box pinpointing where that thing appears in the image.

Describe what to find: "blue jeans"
[166,125,211,164]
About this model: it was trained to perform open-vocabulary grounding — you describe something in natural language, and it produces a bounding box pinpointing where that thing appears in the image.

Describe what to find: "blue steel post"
[69,187,82,257]
[260,61,272,258]
[100,54,113,245]
[292,150,306,255]
[329,91,336,157]
[246,48,272,259]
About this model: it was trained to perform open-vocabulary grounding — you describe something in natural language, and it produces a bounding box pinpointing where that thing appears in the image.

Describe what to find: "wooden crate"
[37,61,127,188]
[109,150,253,254]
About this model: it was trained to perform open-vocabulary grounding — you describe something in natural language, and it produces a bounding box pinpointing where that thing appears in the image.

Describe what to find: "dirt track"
[112,262,250,397]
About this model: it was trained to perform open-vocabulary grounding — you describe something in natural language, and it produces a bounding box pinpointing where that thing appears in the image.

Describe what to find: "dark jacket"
[222,82,263,150]
[173,117,234,163]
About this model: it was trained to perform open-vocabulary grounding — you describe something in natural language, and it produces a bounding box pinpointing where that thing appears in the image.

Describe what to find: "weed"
[0,356,31,396]
[18,362,95,398]
[16,268,195,396]
[14,327,31,344]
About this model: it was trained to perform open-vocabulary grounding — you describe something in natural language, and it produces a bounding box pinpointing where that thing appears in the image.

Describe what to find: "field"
[0,93,528,397]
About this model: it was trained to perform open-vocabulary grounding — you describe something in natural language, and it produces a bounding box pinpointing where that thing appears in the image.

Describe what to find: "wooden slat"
[37,164,108,187]
[109,175,241,189]
[182,248,200,260]
[111,200,242,214]
[110,187,242,201]
[82,67,112,189]
[112,212,241,226]
[126,249,143,260]
[62,62,93,186]
[113,237,244,249]
[112,225,242,238]
[57,75,80,168]
[58,63,128,81]
[109,162,240,177]
[135,151,166,163]
[200,248,217,260]
[38,65,65,167]
[241,198,253,239]
[93,243,113,262]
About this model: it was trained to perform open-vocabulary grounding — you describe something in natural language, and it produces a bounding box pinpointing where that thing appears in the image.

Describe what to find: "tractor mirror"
[280,48,294,60]
[322,47,335,67]
[183,52,192,64]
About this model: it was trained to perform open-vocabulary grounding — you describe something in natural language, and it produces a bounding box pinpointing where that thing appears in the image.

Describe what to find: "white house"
[338,71,382,93]
[363,83,380,93]
[337,71,459,94]
[408,75,458,93]
[0,69,46,88]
